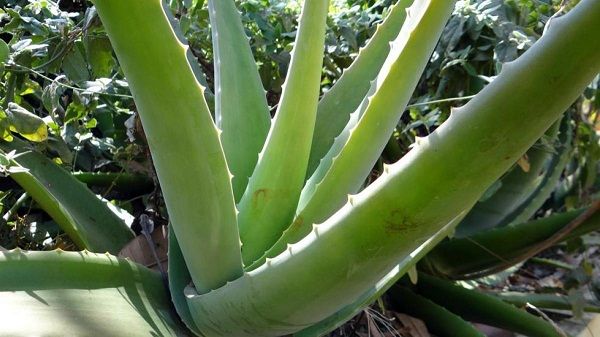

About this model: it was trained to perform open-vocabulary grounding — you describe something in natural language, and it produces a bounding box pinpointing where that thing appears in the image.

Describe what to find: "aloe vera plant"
[1,0,599,336]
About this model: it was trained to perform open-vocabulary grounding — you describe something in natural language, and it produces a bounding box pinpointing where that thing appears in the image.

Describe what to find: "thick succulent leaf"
[302,0,457,222]
[492,291,600,313]
[236,0,330,266]
[168,226,202,336]
[73,171,154,199]
[421,206,600,279]
[246,85,373,271]
[180,2,600,334]
[415,274,565,337]
[0,138,133,254]
[307,0,415,175]
[390,286,485,337]
[93,0,243,293]
[296,214,465,337]
[0,250,188,337]
[456,116,573,237]
[209,0,271,202]
[456,123,559,236]
[506,117,574,225]
[251,0,457,269]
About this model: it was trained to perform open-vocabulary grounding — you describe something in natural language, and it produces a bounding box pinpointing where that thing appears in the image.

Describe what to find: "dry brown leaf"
[473,323,515,337]
[393,313,430,337]
[118,225,168,272]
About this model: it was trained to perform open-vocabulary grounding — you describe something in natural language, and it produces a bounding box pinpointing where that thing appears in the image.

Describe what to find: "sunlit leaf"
[5,103,48,142]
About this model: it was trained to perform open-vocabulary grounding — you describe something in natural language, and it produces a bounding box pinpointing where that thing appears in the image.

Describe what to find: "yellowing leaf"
[6,103,48,142]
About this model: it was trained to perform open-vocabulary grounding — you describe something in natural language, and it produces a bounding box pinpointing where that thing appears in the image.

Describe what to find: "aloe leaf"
[0,138,133,254]
[421,205,600,279]
[73,171,154,199]
[180,2,600,334]
[389,286,485,337]
[506,118,574,225]
[415,274,565,337]
[250,0,457,268]
[456,115,573,237]
[296,213,465,337]
[0,249,188,337]
[456,122,560,236]
[93,0,243,293]
[167,226,202,336]
[492,292,600,313]
[236,0,330,266]
[307,0,415,176]
[209,0,271,202]
[245,84,373,270]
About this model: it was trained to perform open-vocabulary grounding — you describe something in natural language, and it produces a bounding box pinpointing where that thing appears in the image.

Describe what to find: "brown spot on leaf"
[291,216,304,230]
[384,210,418,234]
[252,188,270,209]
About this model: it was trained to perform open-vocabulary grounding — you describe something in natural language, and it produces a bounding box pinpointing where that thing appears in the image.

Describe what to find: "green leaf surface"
[456,116,573,237]
[236,0,330,266]
[0,138,134,254]
[252,0,457,269]
[62,43,90,82]
[94,0,243,293]
[296,213,465,337]
[421,206,600,279]
[0,39,9,64]
[455,128,558,236]
[308,0,415,175]
[168,226,202,336]
[0,250,188,337]
[179,1,600,334]
[305,0,457,222]
[84,35,116,78]
[390,286,485,337]
[5,102,48,142]
[72,171,154,199]
[493,291,600,313]
[209,0,271,202]
[506,117,574,226]
[415,274,564,337]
